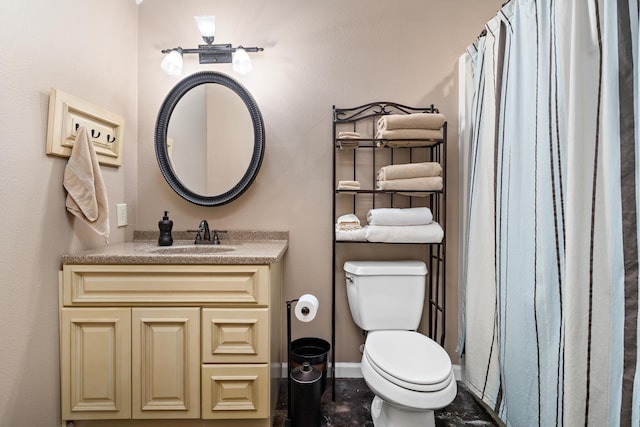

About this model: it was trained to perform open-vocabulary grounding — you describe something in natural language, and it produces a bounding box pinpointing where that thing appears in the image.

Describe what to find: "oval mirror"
[155,71,265,206]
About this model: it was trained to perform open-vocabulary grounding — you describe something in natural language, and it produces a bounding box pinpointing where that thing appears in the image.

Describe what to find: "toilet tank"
[344,261,427,331]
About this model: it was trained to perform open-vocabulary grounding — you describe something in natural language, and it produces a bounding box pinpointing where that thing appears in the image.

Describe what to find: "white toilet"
[344,260,457,427]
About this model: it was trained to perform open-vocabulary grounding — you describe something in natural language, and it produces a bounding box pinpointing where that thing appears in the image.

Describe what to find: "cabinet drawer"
[202,308,269,363]
[62,265,269,306]
[201,364,269,419]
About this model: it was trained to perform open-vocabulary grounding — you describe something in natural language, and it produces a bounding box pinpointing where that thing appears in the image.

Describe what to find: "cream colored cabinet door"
[60,308,132,420]
[131,307,201,419]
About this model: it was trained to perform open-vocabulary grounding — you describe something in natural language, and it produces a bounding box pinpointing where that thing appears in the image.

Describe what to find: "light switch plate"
[116,204,128,227]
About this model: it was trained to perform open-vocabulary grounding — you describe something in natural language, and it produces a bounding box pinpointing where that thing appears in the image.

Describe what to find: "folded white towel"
[63,127,110,242]
[377,139,441,148]
[376,128,444,141]
[336,225,368,241]
[376,176,443,192]
[377,162,442,181]
[337,180,361,190]
[338,140,359,149]
[365,223,444,243]
[338,131,361,139]
[337,214,361,230]
[367,207,433,226]
[377,113,446,131]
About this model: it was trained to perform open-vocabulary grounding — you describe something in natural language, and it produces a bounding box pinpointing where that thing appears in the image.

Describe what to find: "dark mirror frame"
[155,71,265,206]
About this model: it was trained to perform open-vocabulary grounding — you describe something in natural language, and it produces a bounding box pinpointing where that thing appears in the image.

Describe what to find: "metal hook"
[75,123,80,131]
[91,129,101,138]
[106,135,116,143]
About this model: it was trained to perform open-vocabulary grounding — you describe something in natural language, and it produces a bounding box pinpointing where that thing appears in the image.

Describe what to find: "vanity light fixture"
[160,16,263,76]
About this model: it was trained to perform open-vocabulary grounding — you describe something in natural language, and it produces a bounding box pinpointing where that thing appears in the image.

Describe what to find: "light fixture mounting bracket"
[197,44,232,64]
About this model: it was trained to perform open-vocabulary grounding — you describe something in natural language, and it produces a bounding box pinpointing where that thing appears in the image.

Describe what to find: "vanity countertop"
[61,230,288,265]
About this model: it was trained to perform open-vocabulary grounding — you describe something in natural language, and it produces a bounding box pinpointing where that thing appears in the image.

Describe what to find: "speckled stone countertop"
[61,230,288,265]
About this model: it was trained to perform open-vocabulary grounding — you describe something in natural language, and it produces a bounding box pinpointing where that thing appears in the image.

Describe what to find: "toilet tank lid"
[344,260,427,276]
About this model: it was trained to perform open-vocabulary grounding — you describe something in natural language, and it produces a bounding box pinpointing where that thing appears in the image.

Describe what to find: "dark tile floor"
[273,378,499,426]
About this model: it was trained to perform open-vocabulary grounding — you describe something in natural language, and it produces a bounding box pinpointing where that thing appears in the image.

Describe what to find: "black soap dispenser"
[158,211,173,246]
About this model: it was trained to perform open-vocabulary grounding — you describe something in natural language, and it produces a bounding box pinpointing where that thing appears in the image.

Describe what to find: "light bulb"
[232,47,253,74]
[161,50,183,76]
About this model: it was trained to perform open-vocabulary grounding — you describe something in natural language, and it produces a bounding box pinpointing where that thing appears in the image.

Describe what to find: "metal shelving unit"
[330,102,447,399]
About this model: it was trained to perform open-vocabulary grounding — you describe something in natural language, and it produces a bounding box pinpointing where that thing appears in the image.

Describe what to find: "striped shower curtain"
[458,0,640,425]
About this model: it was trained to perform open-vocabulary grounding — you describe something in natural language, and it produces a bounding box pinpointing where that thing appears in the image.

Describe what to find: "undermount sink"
[147,245,235,255]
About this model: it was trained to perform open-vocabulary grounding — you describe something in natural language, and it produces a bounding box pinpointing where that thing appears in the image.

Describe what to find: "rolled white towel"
[377,162,442,181]
[336,225,368,241]
[377,113,446,131]
[367,207,433,226]
[337,213,361,230]
[365,223,444,243]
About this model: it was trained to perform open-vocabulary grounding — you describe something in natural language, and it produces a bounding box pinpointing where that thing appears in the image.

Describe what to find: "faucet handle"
[212,229,227,245]
[188,229,203,243]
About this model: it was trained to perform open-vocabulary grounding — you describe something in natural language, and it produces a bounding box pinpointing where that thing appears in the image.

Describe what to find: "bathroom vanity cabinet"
[58,235,286,427]
[331,102,447,395]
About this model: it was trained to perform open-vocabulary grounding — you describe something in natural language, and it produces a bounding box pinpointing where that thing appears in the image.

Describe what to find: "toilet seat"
[364,331,452,392]
[361,343,457,411]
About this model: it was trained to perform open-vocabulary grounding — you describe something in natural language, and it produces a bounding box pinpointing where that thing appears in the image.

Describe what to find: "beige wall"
[0,1,138,425]
[0,0,501,425]
[137,0,502,364]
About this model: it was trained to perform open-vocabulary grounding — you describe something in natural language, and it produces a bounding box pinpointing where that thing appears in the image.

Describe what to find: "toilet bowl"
[343,261,457,427]
[361,330,456,426]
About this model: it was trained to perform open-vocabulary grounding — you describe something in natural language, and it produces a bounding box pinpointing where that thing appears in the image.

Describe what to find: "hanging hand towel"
[376,162,442,181]
[367,207,433,226]
[377,113,446,131]
[63,127,110,242]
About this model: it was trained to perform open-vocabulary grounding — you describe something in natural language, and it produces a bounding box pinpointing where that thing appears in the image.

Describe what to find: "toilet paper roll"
[295,294,319,322]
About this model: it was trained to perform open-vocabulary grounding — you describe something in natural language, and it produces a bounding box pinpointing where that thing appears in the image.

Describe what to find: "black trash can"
[290,337,330,394]
[290,362,322,427]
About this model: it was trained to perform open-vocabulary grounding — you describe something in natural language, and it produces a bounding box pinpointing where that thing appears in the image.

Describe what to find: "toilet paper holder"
[285,294,319,426]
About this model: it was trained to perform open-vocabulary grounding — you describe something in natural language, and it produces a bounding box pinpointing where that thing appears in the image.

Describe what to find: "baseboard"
[452,364,463,381]
[282,363,463,381]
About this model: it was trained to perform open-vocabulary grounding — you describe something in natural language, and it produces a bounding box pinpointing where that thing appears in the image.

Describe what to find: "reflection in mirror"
[168,84,253,196]
[155,71,265,206]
